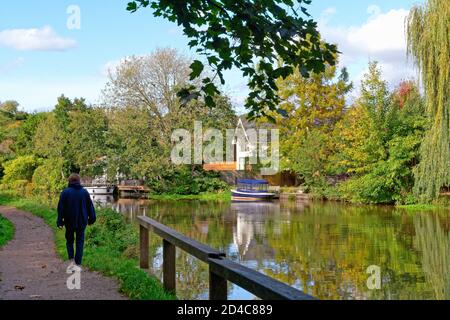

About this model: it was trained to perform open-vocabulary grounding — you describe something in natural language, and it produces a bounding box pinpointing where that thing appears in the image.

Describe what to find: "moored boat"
[85,185,116,195]
[231,179,275,202]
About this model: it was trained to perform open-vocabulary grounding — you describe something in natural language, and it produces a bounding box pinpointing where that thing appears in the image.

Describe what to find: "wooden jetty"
[117,185,150,197]
[279,193,312,201]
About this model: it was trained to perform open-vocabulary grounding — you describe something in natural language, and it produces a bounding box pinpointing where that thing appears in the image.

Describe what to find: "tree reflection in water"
[414,214,450,300]
[105,198,450,300]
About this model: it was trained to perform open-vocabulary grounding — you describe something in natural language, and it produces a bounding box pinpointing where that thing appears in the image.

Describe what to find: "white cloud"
[318,6,416,87]
[0,26,76,51]
[347,8,408,55]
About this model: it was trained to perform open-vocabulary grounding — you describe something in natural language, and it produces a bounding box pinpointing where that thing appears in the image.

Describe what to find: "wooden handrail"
[137,216,316,300]
[208,258,315,300]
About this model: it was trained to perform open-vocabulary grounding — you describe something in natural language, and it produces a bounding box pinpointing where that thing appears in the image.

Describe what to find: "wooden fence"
[138,216,316,300]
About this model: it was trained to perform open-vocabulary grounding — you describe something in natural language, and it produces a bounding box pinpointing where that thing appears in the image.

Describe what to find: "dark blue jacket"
[57,182,96,229]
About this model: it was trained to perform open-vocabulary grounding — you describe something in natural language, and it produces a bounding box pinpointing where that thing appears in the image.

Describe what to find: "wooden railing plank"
[138,216,226,262]
[208,258,316,300]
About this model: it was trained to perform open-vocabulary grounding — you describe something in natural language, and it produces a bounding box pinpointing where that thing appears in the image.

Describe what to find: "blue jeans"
[65,227,86,265]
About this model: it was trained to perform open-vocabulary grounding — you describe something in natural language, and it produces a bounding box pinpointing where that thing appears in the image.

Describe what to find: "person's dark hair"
[68,173,81,184]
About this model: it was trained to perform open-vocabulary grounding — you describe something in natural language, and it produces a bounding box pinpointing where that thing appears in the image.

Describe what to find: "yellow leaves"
[330,104,382,174]
[273,62,352,179]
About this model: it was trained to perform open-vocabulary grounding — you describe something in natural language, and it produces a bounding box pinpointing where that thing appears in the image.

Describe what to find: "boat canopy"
[237,179,269,185]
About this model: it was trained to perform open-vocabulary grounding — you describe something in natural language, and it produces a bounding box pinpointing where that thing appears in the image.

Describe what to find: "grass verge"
[0,191,174,300]
[0,214,14,247]
[396,204,443,211]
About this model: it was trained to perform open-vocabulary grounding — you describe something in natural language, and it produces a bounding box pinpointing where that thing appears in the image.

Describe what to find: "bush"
[338,160,415,205]
[85,208,138,255]
[146,166,229,195]
[1,155,40,184]
[32,158,67,200]
[339,171,394,204]
[10,180,30,196]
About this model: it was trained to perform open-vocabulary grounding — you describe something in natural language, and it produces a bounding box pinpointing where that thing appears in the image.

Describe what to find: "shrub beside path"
[0,206,126,300]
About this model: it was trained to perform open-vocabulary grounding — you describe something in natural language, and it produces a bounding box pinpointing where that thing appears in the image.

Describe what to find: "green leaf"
[126,2,137,12]
[202,83,219,96]
[265,115,276,124]
[189,60,204,80]
[204,96,216,108]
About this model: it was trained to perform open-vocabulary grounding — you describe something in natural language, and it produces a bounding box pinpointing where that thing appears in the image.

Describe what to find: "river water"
[93,195,450,300]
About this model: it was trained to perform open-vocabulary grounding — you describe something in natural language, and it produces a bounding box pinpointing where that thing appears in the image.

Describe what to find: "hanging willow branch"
[406,0,450,202]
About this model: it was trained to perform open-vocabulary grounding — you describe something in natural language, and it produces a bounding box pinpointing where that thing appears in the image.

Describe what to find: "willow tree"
[407,0,450,202]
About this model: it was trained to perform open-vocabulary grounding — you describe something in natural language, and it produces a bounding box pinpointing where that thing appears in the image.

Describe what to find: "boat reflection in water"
[230,202,278,260]
[90,194,116,207]
[110,198,152,220]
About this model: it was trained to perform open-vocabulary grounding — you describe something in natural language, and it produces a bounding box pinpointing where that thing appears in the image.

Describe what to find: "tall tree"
[103,48,237,181]
[33,113,66,159]
[68,107,108,177]
[126,0,337,118]
[335,67,427,204]
[14,113,46,156]
[359,62,391,141]
[0,101,27,169]
[268,59,352,187]
[407,0,450,201]
[0,100,19,116]
[103,48,192,143]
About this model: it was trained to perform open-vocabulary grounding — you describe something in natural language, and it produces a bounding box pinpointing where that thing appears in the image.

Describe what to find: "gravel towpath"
[0,206,126,300]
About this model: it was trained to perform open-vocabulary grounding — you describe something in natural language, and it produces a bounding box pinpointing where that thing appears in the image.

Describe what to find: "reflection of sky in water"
[100,197,450,300]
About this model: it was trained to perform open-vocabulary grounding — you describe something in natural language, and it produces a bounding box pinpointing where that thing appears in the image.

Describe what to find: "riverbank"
[294,184,449,210]
[0,191,174,300]
[396,204,447,211]
[0,214,14,247]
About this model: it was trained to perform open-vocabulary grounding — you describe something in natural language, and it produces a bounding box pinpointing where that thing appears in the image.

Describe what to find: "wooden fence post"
[163,239,176,294]
[209,269,227,300]
[140,225,149,269]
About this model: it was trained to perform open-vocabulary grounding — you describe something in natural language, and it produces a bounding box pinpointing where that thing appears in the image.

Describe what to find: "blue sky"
[0,0,424,112]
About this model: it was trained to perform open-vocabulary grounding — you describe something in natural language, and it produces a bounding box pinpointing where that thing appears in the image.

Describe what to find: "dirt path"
[0,206,126,300]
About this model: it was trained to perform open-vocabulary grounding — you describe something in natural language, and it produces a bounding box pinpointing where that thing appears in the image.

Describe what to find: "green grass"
[0,191,174,300]
[148,191,231,202]
[0,214,14,247]
[396,204,442,211]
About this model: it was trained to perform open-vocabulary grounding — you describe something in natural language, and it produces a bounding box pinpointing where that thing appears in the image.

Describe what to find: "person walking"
[57,173,96,267]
